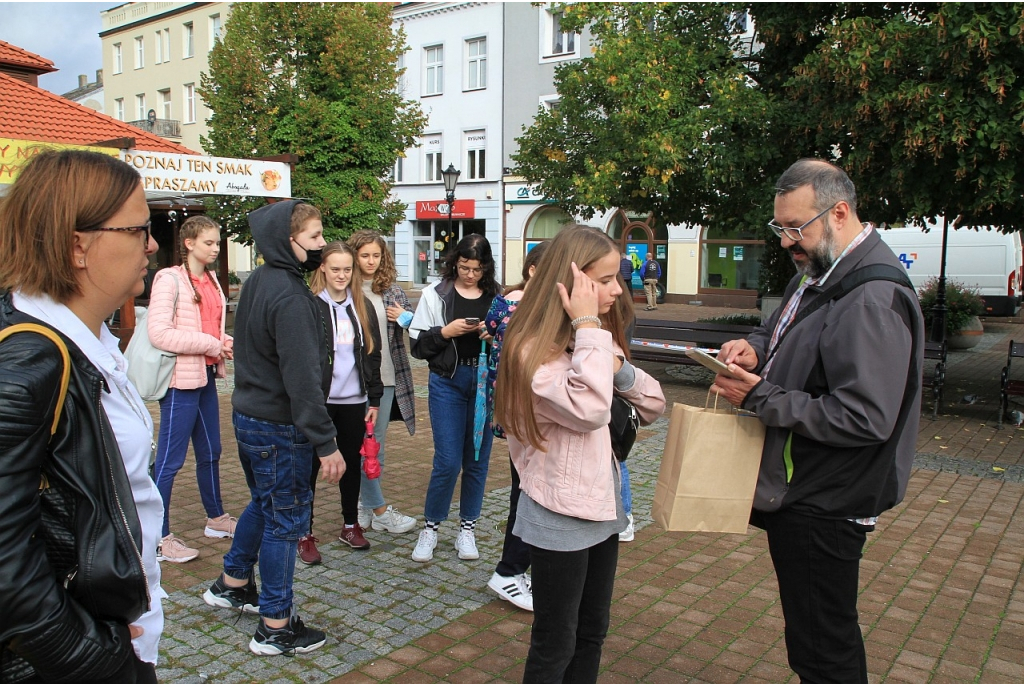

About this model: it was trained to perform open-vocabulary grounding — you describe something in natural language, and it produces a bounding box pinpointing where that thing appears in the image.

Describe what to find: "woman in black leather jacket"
[0,150,164,682]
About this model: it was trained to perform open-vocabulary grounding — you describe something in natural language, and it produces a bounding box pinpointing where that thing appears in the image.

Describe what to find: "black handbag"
[609,394,639,461]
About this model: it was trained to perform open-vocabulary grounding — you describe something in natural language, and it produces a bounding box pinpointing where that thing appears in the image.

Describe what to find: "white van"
[877,222,1022,316]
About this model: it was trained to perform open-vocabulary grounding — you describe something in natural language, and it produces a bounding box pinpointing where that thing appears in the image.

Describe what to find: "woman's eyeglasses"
[78,220,152,243]
[457,264,483,276]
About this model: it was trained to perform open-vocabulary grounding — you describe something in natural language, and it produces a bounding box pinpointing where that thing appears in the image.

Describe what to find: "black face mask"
[297,245,323,272]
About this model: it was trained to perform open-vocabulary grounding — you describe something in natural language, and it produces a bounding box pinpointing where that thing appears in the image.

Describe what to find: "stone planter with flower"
[918,277,985,349]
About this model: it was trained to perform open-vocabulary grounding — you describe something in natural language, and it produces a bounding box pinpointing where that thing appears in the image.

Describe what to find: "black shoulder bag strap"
[765,264,914,368]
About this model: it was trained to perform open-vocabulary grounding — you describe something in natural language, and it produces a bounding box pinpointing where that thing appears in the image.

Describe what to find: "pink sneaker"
[158,534,199,563]
[205,513,237,539]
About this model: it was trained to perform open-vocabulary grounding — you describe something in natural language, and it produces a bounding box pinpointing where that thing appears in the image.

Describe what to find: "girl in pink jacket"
[495,226,665,683]
[148,216,235,563]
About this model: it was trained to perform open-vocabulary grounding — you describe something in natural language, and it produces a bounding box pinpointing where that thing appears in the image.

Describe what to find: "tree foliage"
[752,2,1024,231]
[200,2,426,242]
[512,3,777,233]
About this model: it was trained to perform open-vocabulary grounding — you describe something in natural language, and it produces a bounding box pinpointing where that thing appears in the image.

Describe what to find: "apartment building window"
[551,11,575,55]
[210,14,222,48]
[114,97,124,121]
[154,30,164,63]
[465,37,486,90]
[464,130,486,180]
[184,83,196,124]
[423,45,443,96]
[391,156,404,183]
[396,51,407,95]
[421,134,443,182]
[183,22,194,58]
[540,94,561,114]
[136,93,147,120]
[161,29,170,63]
[113,43,122,74]
[159,89,172,119]
[134,36,144,69]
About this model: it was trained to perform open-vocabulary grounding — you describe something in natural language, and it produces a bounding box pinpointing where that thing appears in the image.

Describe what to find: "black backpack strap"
[767,264,913,367]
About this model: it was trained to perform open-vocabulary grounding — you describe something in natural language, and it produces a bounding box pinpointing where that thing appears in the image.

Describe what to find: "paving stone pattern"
[151,303,1024,683]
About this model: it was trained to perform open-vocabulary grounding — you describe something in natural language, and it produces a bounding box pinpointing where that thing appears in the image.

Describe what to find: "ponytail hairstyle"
[495,226,626,449]
[179,215,221,303]
[348,229,397,296]
[504,240,551,295]
[309,241,374,355]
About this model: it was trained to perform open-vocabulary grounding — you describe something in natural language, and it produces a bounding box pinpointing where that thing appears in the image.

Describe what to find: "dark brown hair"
[0,149,140,302]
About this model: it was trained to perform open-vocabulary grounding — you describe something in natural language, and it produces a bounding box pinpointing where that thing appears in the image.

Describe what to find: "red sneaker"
[338,524,371,550]
[297,534,321,565]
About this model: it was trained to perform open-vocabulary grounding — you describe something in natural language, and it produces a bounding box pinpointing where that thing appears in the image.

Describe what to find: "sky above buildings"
[0,2,111,95]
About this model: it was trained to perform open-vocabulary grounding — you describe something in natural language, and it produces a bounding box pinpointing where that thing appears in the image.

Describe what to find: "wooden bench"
[998,340,1024,428]
[629,319,756,366]
[922,341,947,420]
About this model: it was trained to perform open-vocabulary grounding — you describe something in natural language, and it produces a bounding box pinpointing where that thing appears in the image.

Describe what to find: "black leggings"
[309,402,365,531]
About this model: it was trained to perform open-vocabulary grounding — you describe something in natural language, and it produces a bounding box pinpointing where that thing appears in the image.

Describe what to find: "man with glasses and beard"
[709,159,924,683]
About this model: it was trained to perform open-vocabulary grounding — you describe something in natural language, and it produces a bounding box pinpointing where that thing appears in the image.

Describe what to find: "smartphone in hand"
[685,349,740,379]
[464,317,480,326]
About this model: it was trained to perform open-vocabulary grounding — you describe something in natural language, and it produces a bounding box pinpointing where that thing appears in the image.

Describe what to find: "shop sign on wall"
[0,138,117,186]
[416,199,476,220]
[120,150,291,197]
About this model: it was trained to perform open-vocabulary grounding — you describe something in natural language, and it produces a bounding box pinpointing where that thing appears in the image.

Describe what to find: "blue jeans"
[360,385,394,510]
[424,367,493,523]
[224,411,313,620]
[619,460,632,515]
[154,367,224,537]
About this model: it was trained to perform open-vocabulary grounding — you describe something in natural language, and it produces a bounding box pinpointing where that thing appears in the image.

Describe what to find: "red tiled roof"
[0,71,196,154]
[0,40,56,73]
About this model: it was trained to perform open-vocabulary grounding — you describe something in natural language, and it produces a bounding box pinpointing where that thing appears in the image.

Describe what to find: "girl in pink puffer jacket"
[148,216,235,563]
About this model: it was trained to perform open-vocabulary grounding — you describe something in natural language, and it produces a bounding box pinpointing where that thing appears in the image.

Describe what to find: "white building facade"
[390,2,505,286]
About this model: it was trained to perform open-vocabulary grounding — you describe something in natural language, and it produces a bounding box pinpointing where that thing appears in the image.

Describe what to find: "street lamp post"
[930,215,951,344]
[442,163,461,255]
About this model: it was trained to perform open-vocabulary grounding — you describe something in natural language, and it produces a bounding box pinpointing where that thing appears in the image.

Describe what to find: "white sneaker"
[487,571,534,612]
[619,513,635,542]
[411,528,437,562]
[371,505,417,533]
[357,506,372,529]
[455,529,479,560]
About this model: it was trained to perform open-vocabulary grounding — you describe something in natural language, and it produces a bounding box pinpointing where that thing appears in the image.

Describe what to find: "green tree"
[512,3,778,239]
[200,2,426,242]
[751,2,1024,231]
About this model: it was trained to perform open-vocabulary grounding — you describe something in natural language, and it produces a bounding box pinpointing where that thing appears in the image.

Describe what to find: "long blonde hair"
[347,230,397,295]
[309,241,375,355]
[495,226,628,450]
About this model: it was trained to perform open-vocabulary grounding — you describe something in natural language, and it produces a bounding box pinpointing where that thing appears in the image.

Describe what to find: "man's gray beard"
[792,218,839,280]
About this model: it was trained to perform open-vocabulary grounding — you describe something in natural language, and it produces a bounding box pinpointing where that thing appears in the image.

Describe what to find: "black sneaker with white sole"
[249,615,326,656]
[202,573,260,614]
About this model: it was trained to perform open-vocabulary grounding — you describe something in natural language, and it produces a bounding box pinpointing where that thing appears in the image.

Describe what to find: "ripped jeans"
[223,411,313,620]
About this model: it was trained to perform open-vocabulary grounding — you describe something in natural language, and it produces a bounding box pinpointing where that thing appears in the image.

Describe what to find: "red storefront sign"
[416,199,476,220]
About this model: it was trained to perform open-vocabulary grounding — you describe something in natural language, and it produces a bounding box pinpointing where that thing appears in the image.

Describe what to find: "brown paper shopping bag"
[651,401,765,534]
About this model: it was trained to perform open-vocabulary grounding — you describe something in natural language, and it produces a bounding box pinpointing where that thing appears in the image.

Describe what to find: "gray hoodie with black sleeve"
[230,200,338,457]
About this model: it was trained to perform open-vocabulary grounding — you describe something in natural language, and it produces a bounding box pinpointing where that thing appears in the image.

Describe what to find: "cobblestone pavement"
[150,303,1024,683]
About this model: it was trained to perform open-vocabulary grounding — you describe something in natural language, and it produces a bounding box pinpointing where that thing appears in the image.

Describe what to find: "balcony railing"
[128,118,181,139]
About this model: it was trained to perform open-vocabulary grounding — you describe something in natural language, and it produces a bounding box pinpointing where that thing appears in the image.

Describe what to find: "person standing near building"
[618,251,634,301]
[347,230,418,535]
[495,226,664,682]
[641,253,661,310]
[148,216,235,564]
[202,200,344,657]
[408,233,499,563]
[712,159,924,683]
[300,241,383,563]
